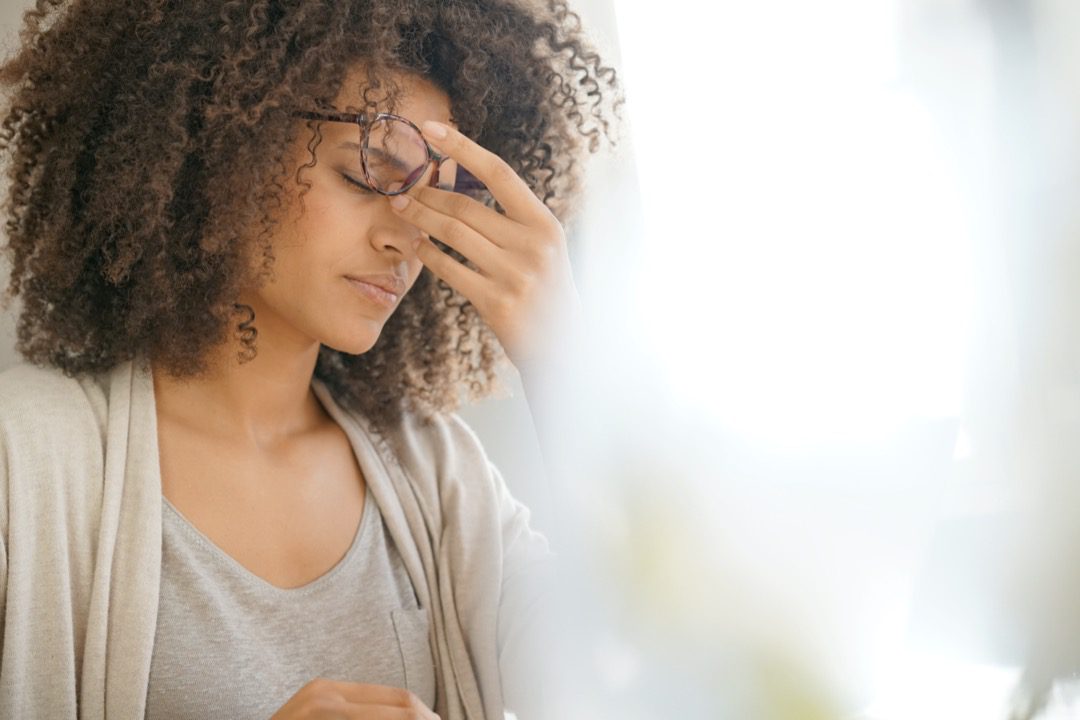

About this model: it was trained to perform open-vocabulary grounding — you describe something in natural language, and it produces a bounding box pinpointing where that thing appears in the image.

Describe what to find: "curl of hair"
[0,0,621,433]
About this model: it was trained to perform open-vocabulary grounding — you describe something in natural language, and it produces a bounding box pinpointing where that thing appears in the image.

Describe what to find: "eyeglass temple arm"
[291,110,367,124]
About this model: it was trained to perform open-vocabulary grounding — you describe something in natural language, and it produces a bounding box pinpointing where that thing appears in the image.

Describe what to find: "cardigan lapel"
[309,380,484,720]
[78,358,485,719]
[80,357,163,718]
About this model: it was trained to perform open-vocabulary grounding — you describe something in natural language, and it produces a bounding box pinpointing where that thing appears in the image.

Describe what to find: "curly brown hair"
[0,0,620,433]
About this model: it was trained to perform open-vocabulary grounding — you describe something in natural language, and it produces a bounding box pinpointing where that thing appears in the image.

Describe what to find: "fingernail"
[390,194,410,210]
[423,120,448,139]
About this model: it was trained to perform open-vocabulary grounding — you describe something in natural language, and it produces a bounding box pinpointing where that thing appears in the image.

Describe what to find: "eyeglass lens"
[360,116,488,196]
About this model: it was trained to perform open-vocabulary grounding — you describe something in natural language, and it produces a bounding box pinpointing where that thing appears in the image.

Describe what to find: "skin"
[153,63,584,716]
[391,113,584,373]
[152,66,438,446]
[153,63,583,451]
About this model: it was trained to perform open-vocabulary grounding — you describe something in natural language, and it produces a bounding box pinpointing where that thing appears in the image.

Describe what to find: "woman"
[0,0,618,718]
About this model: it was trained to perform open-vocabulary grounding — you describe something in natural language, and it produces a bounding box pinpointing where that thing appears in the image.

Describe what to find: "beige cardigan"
[0,355,557,719]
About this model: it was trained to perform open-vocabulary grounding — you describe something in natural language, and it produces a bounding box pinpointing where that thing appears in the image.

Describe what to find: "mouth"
[344,276,401,308]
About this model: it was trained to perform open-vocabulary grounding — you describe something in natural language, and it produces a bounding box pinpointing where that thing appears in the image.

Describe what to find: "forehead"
[333,65,455,128]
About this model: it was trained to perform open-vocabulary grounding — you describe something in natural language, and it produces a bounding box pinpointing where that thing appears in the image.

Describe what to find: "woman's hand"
[389,120,584,371]
[269,678,440,719]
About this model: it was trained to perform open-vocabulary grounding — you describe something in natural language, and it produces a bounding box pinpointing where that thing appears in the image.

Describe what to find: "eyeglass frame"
[291,109,470,197]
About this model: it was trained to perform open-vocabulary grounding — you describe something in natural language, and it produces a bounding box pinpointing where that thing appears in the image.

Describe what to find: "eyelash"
[341,172,376,194]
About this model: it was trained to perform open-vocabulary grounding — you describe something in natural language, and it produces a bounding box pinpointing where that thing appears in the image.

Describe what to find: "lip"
[344,274,404,308]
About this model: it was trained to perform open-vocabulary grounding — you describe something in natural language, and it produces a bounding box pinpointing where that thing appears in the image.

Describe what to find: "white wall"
[0,0,26,372]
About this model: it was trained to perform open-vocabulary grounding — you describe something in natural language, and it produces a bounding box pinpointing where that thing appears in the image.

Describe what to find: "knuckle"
[415,185,437,206]
[492,292,518,321]
[531,239,556,267]
[304,677,330,694]
[394,687,415,706]
[515,270,537,297]
[443,219,469,245]
[447,192,473,216]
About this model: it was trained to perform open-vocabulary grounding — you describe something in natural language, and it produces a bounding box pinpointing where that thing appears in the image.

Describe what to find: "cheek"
[293,190,342,234]
[278,186,356,257]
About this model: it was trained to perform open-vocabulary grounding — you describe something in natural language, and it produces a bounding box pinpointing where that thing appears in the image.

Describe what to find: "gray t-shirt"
[144,484,437,719]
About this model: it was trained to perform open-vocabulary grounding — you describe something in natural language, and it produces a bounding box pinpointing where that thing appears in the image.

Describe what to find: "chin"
[321,326,383,357]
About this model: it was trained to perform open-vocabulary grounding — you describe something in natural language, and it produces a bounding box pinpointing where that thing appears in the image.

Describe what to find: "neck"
[151,300,331,452]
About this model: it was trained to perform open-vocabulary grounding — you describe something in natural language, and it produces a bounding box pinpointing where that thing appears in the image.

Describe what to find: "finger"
[411,184,521,250]
[390,193,513,279]
[330,701,441,720]
[315,680,418,708]
[420,120,553,226]
[414,235,495,306]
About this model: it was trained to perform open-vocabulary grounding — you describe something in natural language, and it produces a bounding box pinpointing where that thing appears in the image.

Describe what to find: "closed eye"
[341,172,376,194]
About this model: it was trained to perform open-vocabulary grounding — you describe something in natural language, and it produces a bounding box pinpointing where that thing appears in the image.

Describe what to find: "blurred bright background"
[5,0,1080,718]
[513,0,1080,718]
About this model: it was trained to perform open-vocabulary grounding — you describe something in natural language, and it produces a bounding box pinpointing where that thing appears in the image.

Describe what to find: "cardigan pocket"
[390,606,437,711]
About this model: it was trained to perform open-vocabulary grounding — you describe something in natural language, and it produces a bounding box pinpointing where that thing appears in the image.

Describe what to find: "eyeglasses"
[291,110,486,198]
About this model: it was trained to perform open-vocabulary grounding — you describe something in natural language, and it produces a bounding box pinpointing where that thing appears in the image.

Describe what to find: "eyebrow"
[336,142,412,175]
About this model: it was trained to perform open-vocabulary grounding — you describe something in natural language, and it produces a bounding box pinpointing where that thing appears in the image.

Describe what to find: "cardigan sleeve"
[489,459,565,720]
[403,404,578,718]
[0,438,6,657]
[0,410,8,658]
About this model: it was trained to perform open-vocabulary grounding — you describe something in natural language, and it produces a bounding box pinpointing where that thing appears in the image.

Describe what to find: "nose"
[370,198,425,258]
